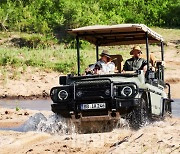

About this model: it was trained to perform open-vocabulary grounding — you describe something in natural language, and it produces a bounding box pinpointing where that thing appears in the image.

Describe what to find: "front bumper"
[51,98,141,120]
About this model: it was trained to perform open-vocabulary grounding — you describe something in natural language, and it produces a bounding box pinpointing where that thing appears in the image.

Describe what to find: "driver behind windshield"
[85,50,115,75]
[123,46,147,72]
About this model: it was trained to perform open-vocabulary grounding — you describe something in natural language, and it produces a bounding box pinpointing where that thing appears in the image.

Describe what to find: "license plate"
[81,103,106,110]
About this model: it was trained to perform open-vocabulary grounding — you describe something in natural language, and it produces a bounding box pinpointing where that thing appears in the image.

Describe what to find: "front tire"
[129,95,150,129]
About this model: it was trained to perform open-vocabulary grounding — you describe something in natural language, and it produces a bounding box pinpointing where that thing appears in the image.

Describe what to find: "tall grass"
[0,44,162,75]
[0,45,133,74]
[0,46,96,74]
[0,27,179,75]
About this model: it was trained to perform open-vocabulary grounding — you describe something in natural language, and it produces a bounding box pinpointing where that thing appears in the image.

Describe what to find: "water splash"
[3,113,76,134]
[37,114,75,134]
[0,111,151,134]
[115,118,130,129]
[21,113,130,134]
[19,113,47,132]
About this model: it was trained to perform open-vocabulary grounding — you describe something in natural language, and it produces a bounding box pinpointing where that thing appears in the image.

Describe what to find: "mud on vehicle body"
[50,24,173,128]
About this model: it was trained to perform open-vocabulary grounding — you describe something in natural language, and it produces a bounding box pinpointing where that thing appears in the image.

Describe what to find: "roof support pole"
[145,32,150,80]
[161,41,164,61]
[96,45,99,62]
[76,35,80,76]
[161,41,164,81]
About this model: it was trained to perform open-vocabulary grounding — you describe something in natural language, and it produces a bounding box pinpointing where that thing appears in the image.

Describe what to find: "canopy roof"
[68,24,164,46]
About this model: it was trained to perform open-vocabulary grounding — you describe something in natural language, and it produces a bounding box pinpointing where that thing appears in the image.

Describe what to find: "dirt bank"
[0,108,179,154]
[0,67,60,99]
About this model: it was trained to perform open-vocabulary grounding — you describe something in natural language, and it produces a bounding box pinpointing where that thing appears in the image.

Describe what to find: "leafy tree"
[0,0,179,39]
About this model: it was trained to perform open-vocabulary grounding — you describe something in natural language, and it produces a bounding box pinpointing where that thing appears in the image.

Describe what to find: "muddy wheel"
[129,95,150,129]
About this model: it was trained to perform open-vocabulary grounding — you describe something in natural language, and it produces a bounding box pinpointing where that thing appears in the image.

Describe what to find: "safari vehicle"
[50,24,173,128]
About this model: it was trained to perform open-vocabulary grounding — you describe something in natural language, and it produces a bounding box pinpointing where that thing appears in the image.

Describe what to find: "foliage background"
[0,0,179,38]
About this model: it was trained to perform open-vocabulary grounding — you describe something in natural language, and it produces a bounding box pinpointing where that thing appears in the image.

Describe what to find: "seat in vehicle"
[110,55,123,73]
[141,53,156,67]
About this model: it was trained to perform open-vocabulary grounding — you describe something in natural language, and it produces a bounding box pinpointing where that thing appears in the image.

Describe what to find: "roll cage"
[68,24,165,82]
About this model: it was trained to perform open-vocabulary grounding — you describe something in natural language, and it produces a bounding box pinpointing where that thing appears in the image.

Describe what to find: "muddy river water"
[0,99,51,111]
[0,99,179,117]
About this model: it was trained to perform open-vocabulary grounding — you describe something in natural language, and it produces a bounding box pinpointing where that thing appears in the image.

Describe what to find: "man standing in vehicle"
[86,50,115,74]
[123,46,147,72]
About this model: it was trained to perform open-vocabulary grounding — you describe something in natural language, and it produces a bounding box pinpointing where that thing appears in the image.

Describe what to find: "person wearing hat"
[123,46,147,72]
[85,50,115,75]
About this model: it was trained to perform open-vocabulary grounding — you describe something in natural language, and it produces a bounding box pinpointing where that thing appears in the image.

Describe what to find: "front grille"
[75,79,111,100]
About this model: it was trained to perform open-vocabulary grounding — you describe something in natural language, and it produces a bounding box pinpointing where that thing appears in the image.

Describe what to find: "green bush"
[0,0,179,37]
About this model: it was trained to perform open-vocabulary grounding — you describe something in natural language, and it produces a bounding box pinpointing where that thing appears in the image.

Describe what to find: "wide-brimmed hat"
[130,46,142,55]
[100,50,111,58]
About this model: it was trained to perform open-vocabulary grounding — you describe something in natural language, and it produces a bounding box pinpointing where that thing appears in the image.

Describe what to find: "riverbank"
[0,67,60,99]
[0,107,179,154]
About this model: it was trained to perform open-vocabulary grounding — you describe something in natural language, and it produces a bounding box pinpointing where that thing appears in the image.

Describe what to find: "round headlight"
[121,86,132,97]
[58,90,68,100]
[76,90,83,97]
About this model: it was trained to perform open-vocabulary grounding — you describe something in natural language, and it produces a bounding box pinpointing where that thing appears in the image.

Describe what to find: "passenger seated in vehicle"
[141,52,156,71]
[109,55,123,73]
[123,46,147,72]
[85,50,115,75]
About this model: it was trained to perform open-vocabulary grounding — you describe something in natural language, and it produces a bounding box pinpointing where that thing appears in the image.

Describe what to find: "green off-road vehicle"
[50,24,173,128]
